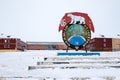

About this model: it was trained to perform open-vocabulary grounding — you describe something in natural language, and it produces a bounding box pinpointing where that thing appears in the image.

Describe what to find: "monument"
[58,12,100,56]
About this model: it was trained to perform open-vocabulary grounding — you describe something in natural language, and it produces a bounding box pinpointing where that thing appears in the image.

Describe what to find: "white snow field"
[0,50,120,80]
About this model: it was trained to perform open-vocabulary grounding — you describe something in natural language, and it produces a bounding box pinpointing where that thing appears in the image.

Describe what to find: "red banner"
[58,12,95,32]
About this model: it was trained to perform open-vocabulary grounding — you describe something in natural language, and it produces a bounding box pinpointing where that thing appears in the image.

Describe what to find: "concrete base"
[57,52,100,56]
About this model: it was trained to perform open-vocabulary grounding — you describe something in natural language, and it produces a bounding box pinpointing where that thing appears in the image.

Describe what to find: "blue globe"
[68,35,86,46]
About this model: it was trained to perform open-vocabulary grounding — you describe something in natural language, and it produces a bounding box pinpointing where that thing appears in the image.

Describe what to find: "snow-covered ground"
[0,50,120,80]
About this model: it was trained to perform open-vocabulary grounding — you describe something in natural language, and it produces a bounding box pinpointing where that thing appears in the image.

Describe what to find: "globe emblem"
[62,24,91,51]
[59,12,94,51]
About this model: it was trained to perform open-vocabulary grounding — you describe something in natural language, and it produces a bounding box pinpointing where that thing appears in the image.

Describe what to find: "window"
[8,44,10,48]
[104,43,106,47]
[92,39,95,42]
[104,39,106,42]
[4,40,7,43]
[8,39,10,44]
[4,44,7,48]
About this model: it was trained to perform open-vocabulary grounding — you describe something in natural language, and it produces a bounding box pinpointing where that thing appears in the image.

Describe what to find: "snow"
[0,50,120,80]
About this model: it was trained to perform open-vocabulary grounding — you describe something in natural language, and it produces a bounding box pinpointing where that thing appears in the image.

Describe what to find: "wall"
[112,38,120,51]
[27,45,49,50]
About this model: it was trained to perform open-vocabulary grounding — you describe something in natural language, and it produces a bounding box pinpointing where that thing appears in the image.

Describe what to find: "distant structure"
[26,42,67,50]
[0,38,27,51]
[89,37,120,51]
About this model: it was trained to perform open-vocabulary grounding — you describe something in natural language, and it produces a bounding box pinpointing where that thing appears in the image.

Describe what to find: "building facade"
[89,38,112,51]
[90,37,120,51]
[0,38,27,51]
[27,42,67,50]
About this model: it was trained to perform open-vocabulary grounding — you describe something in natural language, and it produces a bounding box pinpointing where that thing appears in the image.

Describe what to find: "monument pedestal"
[57,52,100,56]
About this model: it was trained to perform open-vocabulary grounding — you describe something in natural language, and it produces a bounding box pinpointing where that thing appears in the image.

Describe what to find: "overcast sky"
[0,0,120,42]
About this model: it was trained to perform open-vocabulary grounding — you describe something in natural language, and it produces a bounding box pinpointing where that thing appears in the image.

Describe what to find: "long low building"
[26,42,67,50]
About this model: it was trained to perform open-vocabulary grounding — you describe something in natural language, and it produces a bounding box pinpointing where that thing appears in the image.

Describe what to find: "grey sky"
[0,0,120,42]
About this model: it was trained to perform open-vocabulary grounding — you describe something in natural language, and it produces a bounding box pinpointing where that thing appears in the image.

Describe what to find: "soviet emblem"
[59,12,94,51]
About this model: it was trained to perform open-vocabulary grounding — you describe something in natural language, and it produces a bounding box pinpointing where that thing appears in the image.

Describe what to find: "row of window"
[90,43,109,48]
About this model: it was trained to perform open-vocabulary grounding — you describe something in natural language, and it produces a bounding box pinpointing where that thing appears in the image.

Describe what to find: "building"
[0,38,27,51]
[89,37,120,51]
[89,38,112,51]
[26,42,67,50]
[112,38,120,51]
